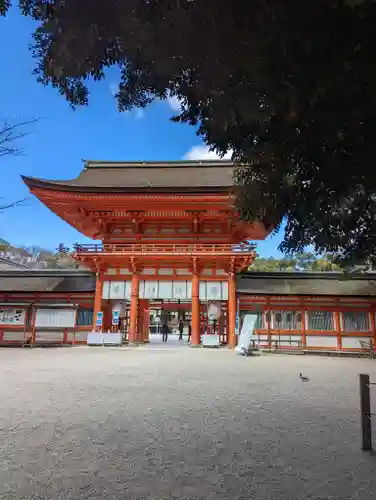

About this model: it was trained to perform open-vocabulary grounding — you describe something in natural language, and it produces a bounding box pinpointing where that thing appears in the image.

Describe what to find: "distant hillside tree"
[248,252,342,272]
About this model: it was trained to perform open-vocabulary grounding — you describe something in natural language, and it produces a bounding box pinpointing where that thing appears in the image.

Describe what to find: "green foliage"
[3,1,376,265]
[248,252,342,272]
[0,0,10,17]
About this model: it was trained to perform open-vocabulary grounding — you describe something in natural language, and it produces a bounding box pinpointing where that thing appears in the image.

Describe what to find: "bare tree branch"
[0,198,28,211]
[0,119,38,157]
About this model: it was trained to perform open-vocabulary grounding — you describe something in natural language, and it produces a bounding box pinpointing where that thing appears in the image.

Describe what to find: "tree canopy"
[248,252,342,272]
[2,1,376,264]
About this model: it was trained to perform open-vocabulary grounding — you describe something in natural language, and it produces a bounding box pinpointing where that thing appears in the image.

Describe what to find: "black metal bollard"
[360,374,372,451]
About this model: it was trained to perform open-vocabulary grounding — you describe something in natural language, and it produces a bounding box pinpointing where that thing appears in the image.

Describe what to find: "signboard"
[112,310,120,326]
[35,308,75,328]
[235,313,258,354]
[96,311,103,327]
[0,308,25,325]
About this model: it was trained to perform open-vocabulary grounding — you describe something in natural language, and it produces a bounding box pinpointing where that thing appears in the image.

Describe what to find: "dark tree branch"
[0,198,28,210]
[0,119,38,157]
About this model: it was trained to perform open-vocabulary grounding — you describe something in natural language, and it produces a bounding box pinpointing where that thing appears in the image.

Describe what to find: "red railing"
[74,242,256,255]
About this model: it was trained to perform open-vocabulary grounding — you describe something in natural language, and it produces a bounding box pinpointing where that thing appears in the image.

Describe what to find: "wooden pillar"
[129,274,139,342]
[191,273,200,345]
[139,299,150,342]
[228,273,237,348]
[335,309,342,350]
[301,303,306,348]
[266,298,271,349]
[93,271,104,332]
[370,310,376,353]
[31,306,36,345]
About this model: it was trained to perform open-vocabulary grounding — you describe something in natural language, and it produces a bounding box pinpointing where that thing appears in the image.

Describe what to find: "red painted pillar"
[129,274,139,342]
[335,310,342,350]
[31,306,36,345]
[228,273,237,348]
[138,299,150,342]
[300,304,307,348]
[93,271,103,332]
[370,310,376,352]
[191,273,200,345]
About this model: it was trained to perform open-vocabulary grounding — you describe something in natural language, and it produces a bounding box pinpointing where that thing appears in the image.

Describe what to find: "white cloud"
[166,90,184,112]
[183,145,232,161]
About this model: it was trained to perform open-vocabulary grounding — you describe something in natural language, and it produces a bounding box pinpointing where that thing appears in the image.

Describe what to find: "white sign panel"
[35,308,76,328]
[235,313,258,354]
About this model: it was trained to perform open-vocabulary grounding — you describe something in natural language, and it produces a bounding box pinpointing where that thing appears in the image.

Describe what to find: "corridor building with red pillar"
[0,160,376,354]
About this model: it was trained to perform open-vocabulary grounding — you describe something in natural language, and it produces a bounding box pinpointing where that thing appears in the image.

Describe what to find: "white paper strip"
[221,281,229,300]
[124,281,132,299]
[207,282,222,300]
[199,282,207,300]
[109,281,125,300]
[159,281,173,299]
[102,281,110,299]
[173,281,187,299]
[143,281,159,299]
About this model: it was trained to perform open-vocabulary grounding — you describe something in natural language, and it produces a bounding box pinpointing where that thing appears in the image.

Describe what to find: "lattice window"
[272,310,302,330]
[307,311,334,331]
[342,311,369,332]
[77,308,94,327]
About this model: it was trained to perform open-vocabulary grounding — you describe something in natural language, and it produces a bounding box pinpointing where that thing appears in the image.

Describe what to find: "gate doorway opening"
[140,300,229,345]
[143,301,192,344]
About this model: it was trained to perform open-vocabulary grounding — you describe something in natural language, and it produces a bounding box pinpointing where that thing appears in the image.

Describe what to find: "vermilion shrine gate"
[23,160,271,346]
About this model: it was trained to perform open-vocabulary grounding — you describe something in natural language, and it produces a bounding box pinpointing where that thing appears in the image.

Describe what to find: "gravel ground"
[1,347,376,500]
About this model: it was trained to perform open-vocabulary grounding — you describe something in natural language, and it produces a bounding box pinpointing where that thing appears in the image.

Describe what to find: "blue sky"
[0,6,283,257]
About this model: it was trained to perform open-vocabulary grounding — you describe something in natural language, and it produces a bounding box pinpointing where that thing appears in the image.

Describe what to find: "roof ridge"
[83,160,235,169]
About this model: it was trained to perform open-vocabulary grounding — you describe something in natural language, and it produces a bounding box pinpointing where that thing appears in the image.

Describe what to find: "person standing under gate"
[161,323,169,343]
[188,322,192,343]
[178,319,184,341]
